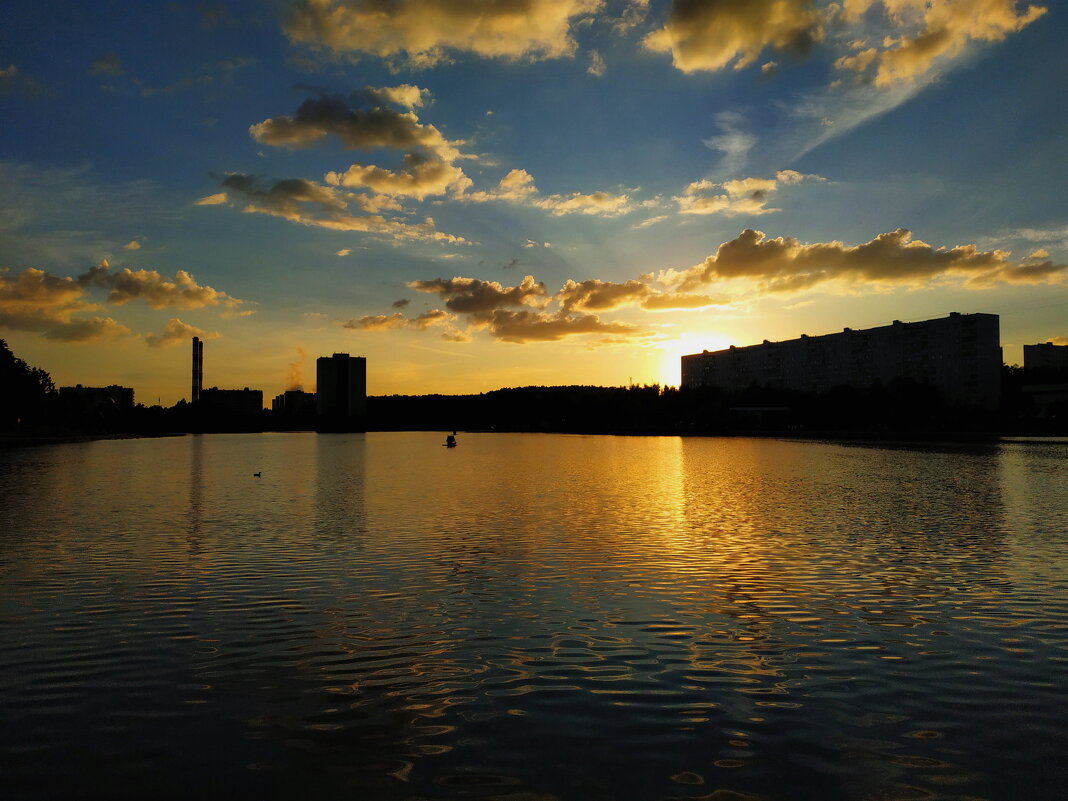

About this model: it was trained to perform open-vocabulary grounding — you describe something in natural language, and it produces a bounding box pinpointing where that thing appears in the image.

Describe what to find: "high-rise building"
[191,336,203,403]
[681,312,1002,409]
[1023,342,1068,378]
[316,353,366,430]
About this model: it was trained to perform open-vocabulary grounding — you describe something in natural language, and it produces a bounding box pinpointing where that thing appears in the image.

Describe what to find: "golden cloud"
[79,261,244,310]
[661,228,1067,293]
[836,0,1047,86]
[557,277,723,312]
[145,318,218,348]
[343,312,408,331]
[675,171,823,217]
[0,267,132,342]
[463,168,632,217]
[215,173,466,243]
[325,153,472,200]
[283,0,603,67]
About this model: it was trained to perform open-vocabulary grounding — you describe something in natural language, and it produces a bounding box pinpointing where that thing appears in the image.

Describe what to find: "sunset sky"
[2,0,1065,405]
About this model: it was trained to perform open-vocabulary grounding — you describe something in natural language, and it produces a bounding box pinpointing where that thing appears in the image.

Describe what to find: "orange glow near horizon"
[656,332,735,388]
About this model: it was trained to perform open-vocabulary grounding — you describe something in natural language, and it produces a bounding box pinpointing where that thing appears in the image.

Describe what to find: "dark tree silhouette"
[0,340,56,429]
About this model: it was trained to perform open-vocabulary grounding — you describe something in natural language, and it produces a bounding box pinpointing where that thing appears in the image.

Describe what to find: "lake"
[2,432,1067,800]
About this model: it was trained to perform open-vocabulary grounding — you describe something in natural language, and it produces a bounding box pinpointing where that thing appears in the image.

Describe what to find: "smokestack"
[192,336,203,403]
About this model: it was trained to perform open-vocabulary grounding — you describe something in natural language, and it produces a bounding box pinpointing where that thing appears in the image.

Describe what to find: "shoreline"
[4,428,1066,449]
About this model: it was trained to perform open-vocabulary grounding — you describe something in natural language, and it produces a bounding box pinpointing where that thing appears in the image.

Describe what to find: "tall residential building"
[681,312,1002,409]
[316,353,366,429]
[1023,342,1068,377]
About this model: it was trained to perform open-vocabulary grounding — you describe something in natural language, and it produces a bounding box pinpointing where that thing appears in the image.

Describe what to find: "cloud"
[674,171,823,216]
[363,84,429,110]
[588,49,607,76]
[644,0,825,73]
[282,0,603,68]
[145,317,218,348]
[536,190,632,217]
[343,308,453,331]
[634,215,668,229]
[703,111,757,174]
[2,256,246,343]
[325,152,472,200]
[250,91,465,162]
[470,309,649,343]
[0,267,132,342]
[0,65,47,97]
[44,317,132,342]
[90,52,124,76]
[209,173,466,243]
[195,192,228,206]
[660,227,1068,293]
[392,298,410,309]
[344,311,408,330]
[78,260,244,310]
[198,2,238,29]
[834,0,1047,87]
[408,274,548,312]
[463,168,632,217]
[337,248,352,256]
[123,240,141,250]
[557,278,724,313]
[394,271,684,344]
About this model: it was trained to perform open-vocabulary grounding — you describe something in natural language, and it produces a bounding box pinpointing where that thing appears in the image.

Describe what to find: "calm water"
[2,432,1067,800]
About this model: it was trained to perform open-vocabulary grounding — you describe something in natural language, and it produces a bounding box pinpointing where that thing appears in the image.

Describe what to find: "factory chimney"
[191,336,203,403]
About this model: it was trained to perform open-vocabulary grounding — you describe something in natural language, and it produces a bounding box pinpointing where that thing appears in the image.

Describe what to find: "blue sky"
[2,0,1065,403]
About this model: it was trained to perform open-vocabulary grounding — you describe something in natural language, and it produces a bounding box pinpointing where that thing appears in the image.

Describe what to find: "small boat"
[444,434,457,448]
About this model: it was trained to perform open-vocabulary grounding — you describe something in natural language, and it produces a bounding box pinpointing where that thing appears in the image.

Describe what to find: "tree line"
[3,339,1067,440]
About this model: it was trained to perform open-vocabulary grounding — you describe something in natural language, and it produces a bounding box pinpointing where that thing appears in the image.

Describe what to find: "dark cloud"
[90,53,124,76]
[407,275,548,313]
[644,0,825,73]
[205,173,465,243]
[249,92,462,161]
[471,309,648,344]
[0,65,48,97]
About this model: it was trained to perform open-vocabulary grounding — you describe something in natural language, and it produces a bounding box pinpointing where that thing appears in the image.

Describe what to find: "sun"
[655,331,735,387]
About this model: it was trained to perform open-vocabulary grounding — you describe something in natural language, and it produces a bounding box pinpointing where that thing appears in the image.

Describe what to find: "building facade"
[681,312,1002,409]
[271,389,316,415]
[199,387,263,416]
[316,353,366,429]
[59,384,135,412]
[1023,342,1068,377]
